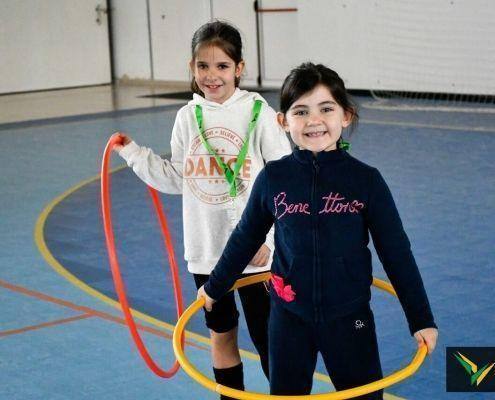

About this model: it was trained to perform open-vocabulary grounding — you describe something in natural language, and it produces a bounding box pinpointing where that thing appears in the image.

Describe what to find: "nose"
[204,70,217,82]
[307,112,322,126]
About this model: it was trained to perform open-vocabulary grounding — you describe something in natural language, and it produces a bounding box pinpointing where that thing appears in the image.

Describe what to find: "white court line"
[361,118,495,133]
[362,102,495,114]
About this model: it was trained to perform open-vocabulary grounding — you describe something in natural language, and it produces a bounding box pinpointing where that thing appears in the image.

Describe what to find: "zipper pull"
[312,159,319,173]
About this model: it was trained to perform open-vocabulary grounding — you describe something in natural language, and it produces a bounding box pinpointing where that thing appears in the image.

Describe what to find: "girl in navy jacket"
[198,63,438,398]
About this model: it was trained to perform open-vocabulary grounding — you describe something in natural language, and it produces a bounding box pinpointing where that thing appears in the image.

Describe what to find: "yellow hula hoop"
[172,273,427,399]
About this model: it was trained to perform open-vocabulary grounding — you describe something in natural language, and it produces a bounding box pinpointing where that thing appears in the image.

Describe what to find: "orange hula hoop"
[101,133,184,378]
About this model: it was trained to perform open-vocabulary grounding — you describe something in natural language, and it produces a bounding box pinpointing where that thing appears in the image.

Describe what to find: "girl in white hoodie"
[114,21,291,398]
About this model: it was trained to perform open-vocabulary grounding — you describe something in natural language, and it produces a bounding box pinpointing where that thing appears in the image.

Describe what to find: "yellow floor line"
[34,165,406,400]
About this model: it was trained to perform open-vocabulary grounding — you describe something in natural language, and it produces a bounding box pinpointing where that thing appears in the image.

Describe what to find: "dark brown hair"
[280,63,358,131]
[190,21,243,95]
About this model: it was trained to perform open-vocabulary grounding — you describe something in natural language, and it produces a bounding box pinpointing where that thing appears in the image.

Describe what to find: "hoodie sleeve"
[367,168,436,335]
[204,168,274,300]
[258,104,292,162]
[118,112,185,194]
[257,104,292,251]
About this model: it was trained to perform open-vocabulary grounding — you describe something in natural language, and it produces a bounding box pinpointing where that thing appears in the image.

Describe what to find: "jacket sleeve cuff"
[118,141,140,161]
[203,279,227,301]
[408,312,437,336]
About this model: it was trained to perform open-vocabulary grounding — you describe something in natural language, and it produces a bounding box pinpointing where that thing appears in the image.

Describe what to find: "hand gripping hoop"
[173,273,427,399]
[101,134,185,378]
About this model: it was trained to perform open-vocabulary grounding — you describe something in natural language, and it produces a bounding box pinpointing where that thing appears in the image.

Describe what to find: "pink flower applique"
[271,274,296,302]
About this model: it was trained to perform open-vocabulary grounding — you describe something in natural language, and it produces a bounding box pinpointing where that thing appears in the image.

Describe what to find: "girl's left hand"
[197,285,215,312]
[414,327,438,355]
[112,132,132,152]
[249,244,271,267]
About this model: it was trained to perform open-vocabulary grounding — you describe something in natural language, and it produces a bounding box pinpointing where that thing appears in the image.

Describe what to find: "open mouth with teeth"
[304,131,328,138]
[205,84,222,89]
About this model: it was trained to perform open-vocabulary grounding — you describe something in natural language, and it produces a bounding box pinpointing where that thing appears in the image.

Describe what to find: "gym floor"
[1,83,494,399]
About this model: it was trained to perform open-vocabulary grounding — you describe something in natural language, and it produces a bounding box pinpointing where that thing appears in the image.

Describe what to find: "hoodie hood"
[188,88,267,109]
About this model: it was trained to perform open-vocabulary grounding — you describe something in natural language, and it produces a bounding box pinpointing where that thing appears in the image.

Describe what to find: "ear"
[235,60,245,78]
[277,112,289,132]
[342,110,353,128]
[189,59,195,74]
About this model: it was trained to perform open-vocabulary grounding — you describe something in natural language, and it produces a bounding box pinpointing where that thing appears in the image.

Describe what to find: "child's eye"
[197,64,208,70]
[293,110,308,116]
[218,64,229,70]
[322,107,333,113]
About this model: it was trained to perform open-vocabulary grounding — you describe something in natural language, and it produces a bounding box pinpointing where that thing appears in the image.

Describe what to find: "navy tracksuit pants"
[269,302,383,399]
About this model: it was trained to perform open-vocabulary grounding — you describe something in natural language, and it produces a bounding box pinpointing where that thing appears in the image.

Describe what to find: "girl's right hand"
[197,285,215,312]
[112,132,132,153]
[414,327,438,355]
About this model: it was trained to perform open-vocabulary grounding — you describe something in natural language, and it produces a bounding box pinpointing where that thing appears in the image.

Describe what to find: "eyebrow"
[196,60,233,65]
[291,100,337,109]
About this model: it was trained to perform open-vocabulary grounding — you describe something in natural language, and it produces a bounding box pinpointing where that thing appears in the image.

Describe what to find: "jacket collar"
[293,147,347,164]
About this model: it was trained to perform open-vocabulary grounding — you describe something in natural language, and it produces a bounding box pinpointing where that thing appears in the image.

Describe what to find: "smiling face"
[190,45,244,104]
[278,84,352,154]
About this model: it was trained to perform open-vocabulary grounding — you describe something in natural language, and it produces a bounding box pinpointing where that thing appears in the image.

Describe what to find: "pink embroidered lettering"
[319,192,364,214]
[274,192,364,219]
[274,192,311,220]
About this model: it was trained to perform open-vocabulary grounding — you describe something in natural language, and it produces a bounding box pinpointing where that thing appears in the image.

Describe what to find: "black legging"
[269,302,383,398]
[194,272,270,379]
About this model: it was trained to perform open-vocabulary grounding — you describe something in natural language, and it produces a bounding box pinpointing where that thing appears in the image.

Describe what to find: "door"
[257,0,298,87]
[149,0,211,82]
[0,1,111,94]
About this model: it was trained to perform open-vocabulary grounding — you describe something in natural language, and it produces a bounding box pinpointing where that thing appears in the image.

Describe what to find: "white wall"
[294,0,372,89]
[149,0,211,82]
[0,0,111,94]
[258,0,298,87]
[148,0,260,86]
[212,0,260,86]
[295,0,495,94]
[112,0,263,86]
[111,0,151,80]
[4,1,494,95]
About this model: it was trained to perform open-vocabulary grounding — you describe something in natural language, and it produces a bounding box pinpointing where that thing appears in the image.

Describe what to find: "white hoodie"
[119,89,292,274]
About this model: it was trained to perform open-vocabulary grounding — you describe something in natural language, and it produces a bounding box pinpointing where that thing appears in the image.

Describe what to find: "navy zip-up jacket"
[204,148,436,335]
